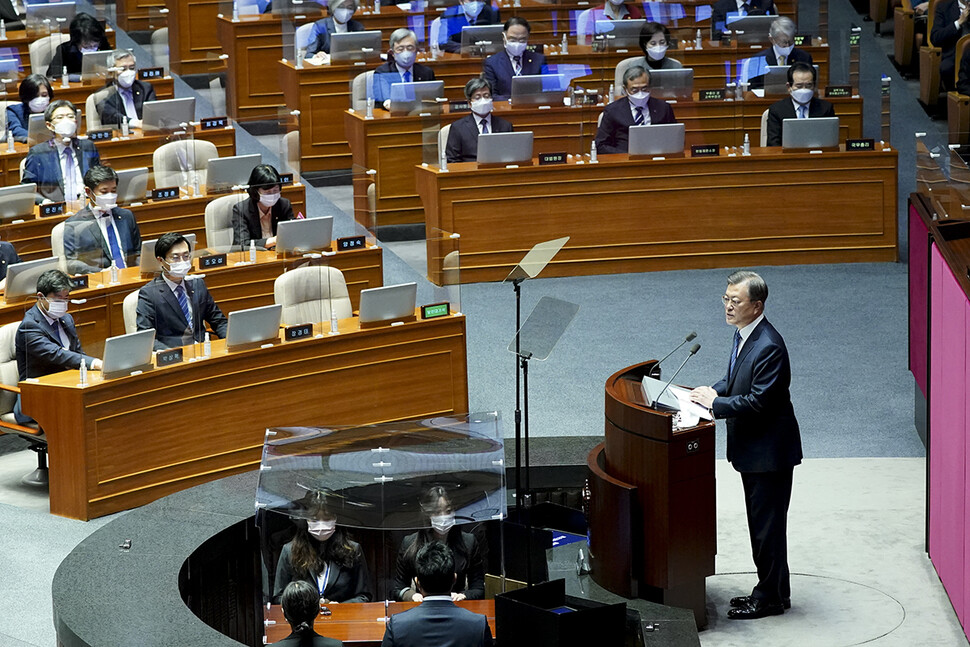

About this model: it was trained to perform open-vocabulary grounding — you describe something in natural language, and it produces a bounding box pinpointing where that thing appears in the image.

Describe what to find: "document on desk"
[670,385,714,421]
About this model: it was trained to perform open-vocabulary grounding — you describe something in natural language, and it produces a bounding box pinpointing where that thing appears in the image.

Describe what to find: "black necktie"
[729,329,741,378]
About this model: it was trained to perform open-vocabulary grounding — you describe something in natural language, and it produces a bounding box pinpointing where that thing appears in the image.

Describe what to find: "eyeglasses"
[721,296,745,307]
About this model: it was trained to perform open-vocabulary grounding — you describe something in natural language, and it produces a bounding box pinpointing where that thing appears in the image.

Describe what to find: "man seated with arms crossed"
[135,232,228,351]
[14,269,102,423]
[97,49,157,129]
[482,17,546,100]
[594,65,676,154]
[62,165,141,275]
[373,29,437,111]
[381,542,493,647]
[23,100,101,205]
[445,78,513,163]
[765,61,835,147]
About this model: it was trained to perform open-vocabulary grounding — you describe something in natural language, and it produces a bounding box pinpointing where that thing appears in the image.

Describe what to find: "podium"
[586,360,716,627]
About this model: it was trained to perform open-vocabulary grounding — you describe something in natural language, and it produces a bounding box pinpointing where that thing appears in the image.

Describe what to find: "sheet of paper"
[672,387,714,420]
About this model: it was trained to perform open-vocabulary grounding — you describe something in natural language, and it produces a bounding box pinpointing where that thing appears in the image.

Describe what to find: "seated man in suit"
[62,165,141,275]
[22,100,101,205]
[136,232,228,351]
[46,12,112,79]
[97,49,157,129]
[374,28,437,110]
[14,269,102,423]
[594,65,677,154]
[932,0,970,90]
[482,17,546,100]
[305,0,365,63]
[711,0,775,40]
[765,62,835,147]
[437,0,500,54]
[747,17,812,89]
[381,542,492,647]
[272,581,343,647]
[445,78,513,163]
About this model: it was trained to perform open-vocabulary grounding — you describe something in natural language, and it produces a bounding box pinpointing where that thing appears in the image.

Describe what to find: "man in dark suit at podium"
[690,270,802,620]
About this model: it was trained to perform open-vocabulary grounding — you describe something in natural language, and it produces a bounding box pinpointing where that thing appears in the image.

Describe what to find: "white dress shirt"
[628,99,652,124]
[735,313,765,355]
[476,113,492,134]
[790,97,810,117]
[93,207,126,264]
[161,272,193,321]
[54,139,84,201]
[40,308,70,349]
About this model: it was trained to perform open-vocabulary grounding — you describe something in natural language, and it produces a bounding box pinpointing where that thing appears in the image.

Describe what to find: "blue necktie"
[480,118,488,134]
[403,70,411,82]
[103,215,127,269]
[175,284,193,332]
[729,329,741,378]
[634,106,645,125]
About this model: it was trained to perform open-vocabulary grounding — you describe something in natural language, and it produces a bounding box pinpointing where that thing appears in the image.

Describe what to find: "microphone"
[652,343,701,409]
[649,331,697,378]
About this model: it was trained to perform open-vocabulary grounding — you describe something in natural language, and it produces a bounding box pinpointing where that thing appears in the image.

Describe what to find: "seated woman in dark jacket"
[46,12,112,79]
[7,75,53,143]
[231,164,294,250]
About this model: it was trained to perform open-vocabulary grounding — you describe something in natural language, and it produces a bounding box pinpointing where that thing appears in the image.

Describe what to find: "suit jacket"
[765,96,836,146]
[711,318,802,473]
[62,205,141,274]
[272,630,343,647]
[445,113,513,163]
[22,138,101,203]
[46,38,112,77]
[0,240,20,281]
[746,47,813,89]
[381,599,493,647]
[98,79,158,127]
[6,103,32,143]
[438,5,501,53]
[15,304,95,380]
[392,531,485,601]
[594,96,677,154]
[372,61,437,104]
[135,275,228,350]
[305,17,366,57]
[272,540,372,604]
[932,0,965,76]
[711,0,775,38]
[482,49,547,99]
[231,196,295,248]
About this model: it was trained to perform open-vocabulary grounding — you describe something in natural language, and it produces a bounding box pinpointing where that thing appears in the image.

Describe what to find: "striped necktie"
[175,284,193,332]
[634,106,645,125]
[513,55,522,75]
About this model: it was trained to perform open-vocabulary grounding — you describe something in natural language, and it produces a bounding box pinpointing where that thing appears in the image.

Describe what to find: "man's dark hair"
[154,232,189,260]
[246,164,282,203]
[44,99,75,123]
[504,16,530,32]
[415,541,455,595]
[69,12,105,46]
[18,74,53,107]
[786,61,816,86]
[727,270,768,304]
[83,165,119,190]
[37,269,72,296]
[281,580,319,632]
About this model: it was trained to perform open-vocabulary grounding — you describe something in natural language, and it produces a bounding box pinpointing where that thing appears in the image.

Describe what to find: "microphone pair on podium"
[650,331,701,410]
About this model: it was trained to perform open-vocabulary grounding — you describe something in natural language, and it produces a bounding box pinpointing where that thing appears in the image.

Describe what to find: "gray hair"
[332,0,358,11]
[769,16,796,40]
[727,270,768,304]
[622,64,650,88]
[463,77,491,100]
[389,28,416,49]
[107,49,134,68]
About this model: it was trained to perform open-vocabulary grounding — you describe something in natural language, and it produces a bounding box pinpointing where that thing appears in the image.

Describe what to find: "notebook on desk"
[358,282,416,324]
[206,154,261,193]
[0,184,37,220]
[276,216,333,255]
[781,117,839,150]
[628,123,685,157]
[142,97,196,132]
[226,303,282,351]
[101,328,155,379]
[477,132,533,165]
[4,256,60,304]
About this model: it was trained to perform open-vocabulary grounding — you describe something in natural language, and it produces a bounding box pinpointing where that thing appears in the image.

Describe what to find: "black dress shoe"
[730,595,791,609]
[727,599,785,620]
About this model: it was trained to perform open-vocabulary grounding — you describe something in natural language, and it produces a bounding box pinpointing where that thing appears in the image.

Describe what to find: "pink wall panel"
[909,205,929,396]
[930,245,945,562]
[965,299,970,630]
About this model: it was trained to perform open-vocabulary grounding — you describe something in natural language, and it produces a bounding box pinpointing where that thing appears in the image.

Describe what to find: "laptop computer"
[275,216,334,255]
[781,116,839,150]
[388,80,446,116]
[226,303,283,351]
[101,328,155,379]
[594,19,646,48]
[330,31,382,62]
[139,234,197,275]
[206,153,261,193]
[142,97,196,132]
[477,131,533,165]
[510,74,568,107]
[358,282,417,324]
[115,167,150,204]
[628,123,686,156]
[4,257,60,304]
[459,24,504,56]
[0,184,38,220]
[648,68,694,100]
[27,113,51,146]
[80,50,113,81]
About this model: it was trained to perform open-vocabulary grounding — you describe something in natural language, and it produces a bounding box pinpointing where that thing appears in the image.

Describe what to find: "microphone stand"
[649,332,697,378]
[652,345,700,409]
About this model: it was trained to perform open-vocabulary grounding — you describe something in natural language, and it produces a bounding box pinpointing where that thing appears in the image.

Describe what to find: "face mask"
[646,44,667,61]
[505,40,528,57]
[790,87,814,104]
[774,44,794,58]
[628,90,650,107]
[462,1,483,18]
[430,513,455,535]
[28,96,49,113]
[308,519,337,541]
[94,192,117,211]
[394,50,416,69]
[45,298,68,319]
[53,120,76,139]
[333,7,354,23]
[259,191,281,208]
[80,46,99,54]
[166,259,191,279]
[117,69,137,89]
[470,97,492,116]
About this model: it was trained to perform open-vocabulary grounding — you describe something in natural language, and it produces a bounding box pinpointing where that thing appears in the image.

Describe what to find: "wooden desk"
[21,312,468,520]
[416,146,898,283]
[54,76,175,121]
[0,122,235,187]
[347,93,862,226]
[279,42,829,172]
[0,28,115,64]
[264,600,494,645]
[165,0,231,75]
[115,0,170,32]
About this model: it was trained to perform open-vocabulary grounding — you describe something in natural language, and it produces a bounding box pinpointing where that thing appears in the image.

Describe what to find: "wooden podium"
[587,360,716,627]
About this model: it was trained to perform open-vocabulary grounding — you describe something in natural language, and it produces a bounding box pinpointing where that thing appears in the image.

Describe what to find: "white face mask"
[774,44,794,58]
[117,69,137,89]
[308,519,337,541]
[166,259,192,279]
[80,46,99,54]
[430,513,455,535]
[394,50,416,69]
[53,119,76,139]
[44,298,68,319]
[333,6,354,23]
[259,191,281,208]
[94,192,118,211]
[28,96,49,113]
[462,1,483,18]
[470,97,492,116]
[505,40,528,57]
[628,90,650,107]
[646,44,667,61]
[790,87,814,104]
